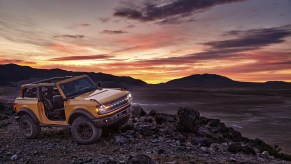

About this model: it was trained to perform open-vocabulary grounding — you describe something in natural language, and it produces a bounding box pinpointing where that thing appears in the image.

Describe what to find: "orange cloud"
[48,41,95,54]
[50,54,113,61]
[0,59,36,65]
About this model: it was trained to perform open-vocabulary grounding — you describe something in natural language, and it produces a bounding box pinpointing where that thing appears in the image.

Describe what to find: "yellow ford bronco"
[14,75,132,144]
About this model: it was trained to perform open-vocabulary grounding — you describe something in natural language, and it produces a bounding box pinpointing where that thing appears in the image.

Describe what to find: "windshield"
[60,77,97,98]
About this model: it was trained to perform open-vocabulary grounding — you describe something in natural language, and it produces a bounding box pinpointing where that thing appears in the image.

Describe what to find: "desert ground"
[131,86,291,154]
[1,86,291,154]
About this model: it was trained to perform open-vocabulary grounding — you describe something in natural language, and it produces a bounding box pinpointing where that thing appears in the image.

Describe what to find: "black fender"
[68,109,95,124]
[17,108,39,124]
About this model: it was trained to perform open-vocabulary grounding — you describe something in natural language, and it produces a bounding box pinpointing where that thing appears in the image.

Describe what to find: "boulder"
[120,124,134,133]
[228,143,242,154]
[207,119,221,127]
[241,145,256,155]
[262,151,270,156]
[131,106,146,118]
[135,125,156,136]
[10,154,18,161]
[148,110,157,117]
[155,113,175,125]
[176,107,200,133]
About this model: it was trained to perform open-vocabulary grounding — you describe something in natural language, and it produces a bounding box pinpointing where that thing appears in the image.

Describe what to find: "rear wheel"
[71,116,102,144]
[19,114,41,139]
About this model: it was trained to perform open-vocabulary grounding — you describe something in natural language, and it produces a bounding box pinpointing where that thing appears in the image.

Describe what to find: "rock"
[120,124,134,133]
[114,136,128,144]
[241,145,256,155]
[127,154,155,164]
[229,158,237,162]
[131,106,147,118]
[198,127,215,139]
[0,122,11,129]
[214,134,224,142]
[155,113,170,125]
[164,161,177,164]
[228,143,242,154]
[106,158,118,164]
[262,151,269,156]
[0,114,8,120]
[10,154,18,161]
[148,110,157,117]
[141,117,154,123]
[200,147,208,152]
[135,125,154,136]
[190,137,212,147]
[207,119,220,127]
[210,143,224,152]
[158,149,165,154]
[200,138,212,147]
[176,107,200,133]
[208,147,215,153]
[219,143,228,152]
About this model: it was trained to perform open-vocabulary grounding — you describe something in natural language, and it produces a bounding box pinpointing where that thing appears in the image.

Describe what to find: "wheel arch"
[68,109,95,125]
[17,108,40,124]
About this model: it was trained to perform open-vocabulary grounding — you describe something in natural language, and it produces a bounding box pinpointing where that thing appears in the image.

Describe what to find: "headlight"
[127,93,132,103]
[98,105,106,114]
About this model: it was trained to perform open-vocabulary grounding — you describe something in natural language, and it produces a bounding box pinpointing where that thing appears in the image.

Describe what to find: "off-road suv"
[14,75,131,144]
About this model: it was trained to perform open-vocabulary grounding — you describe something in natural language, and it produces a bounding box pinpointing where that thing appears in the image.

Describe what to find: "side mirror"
[97,82,103,90]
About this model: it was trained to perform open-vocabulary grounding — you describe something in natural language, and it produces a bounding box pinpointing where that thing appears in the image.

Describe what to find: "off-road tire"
[19,114,41,139]
[71,116,102,144]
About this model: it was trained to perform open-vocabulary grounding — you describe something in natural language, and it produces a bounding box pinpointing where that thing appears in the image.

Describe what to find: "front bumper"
[92,106,130,127]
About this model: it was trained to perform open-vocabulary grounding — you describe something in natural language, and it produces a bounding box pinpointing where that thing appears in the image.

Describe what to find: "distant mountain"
[0,64,147,88]
[164,74,236,87]
[163,73,291,89]
[1,64,290,89]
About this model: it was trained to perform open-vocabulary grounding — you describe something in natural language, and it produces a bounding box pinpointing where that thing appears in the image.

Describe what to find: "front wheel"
[71,116,102,144]
[19,114,41,139]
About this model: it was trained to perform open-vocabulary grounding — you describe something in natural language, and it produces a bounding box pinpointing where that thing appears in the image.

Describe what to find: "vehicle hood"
[74,88,128,104]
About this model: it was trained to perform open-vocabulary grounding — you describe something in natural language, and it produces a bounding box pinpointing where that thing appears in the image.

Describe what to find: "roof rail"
[32,76,73,84]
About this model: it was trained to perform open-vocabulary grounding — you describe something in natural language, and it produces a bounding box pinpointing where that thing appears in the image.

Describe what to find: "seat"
[53,95,64,109]
[43,96,54,112]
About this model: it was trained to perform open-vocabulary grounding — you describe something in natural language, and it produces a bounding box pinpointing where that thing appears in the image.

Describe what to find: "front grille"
[105,95,129,113]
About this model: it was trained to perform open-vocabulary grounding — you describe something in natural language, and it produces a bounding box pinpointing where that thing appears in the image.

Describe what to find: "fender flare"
[68,109,95,124]
[17,108,39,124]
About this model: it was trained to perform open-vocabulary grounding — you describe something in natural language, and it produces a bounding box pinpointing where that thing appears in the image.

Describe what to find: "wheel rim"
[20,120,32,135]
[77,123,93,139]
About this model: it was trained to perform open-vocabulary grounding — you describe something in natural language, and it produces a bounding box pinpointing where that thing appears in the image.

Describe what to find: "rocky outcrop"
[0,105,290,163]
[176,107,200,133]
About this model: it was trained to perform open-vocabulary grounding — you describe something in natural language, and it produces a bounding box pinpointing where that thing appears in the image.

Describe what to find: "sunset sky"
[0,0,291,83]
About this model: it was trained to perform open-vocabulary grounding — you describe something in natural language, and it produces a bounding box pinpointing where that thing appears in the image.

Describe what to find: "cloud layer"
[50,54,113,61]
[114,0,245,23]
[101,30,127,34]
[204,25,291,51]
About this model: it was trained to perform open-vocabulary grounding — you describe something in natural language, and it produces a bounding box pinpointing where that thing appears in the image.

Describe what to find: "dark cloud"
[101,30,127,34]
[114,0,245,24]
[54,34,85,39]
[204,25,291,50]
[50,54,113,61]
[98,17,110,23]
[81,23,90,27]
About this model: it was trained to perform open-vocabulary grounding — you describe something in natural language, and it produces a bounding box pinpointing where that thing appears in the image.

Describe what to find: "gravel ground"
[0,106,291,164]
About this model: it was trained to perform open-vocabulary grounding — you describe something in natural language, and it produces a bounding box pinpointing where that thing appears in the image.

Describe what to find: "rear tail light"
[13,103,16,111]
